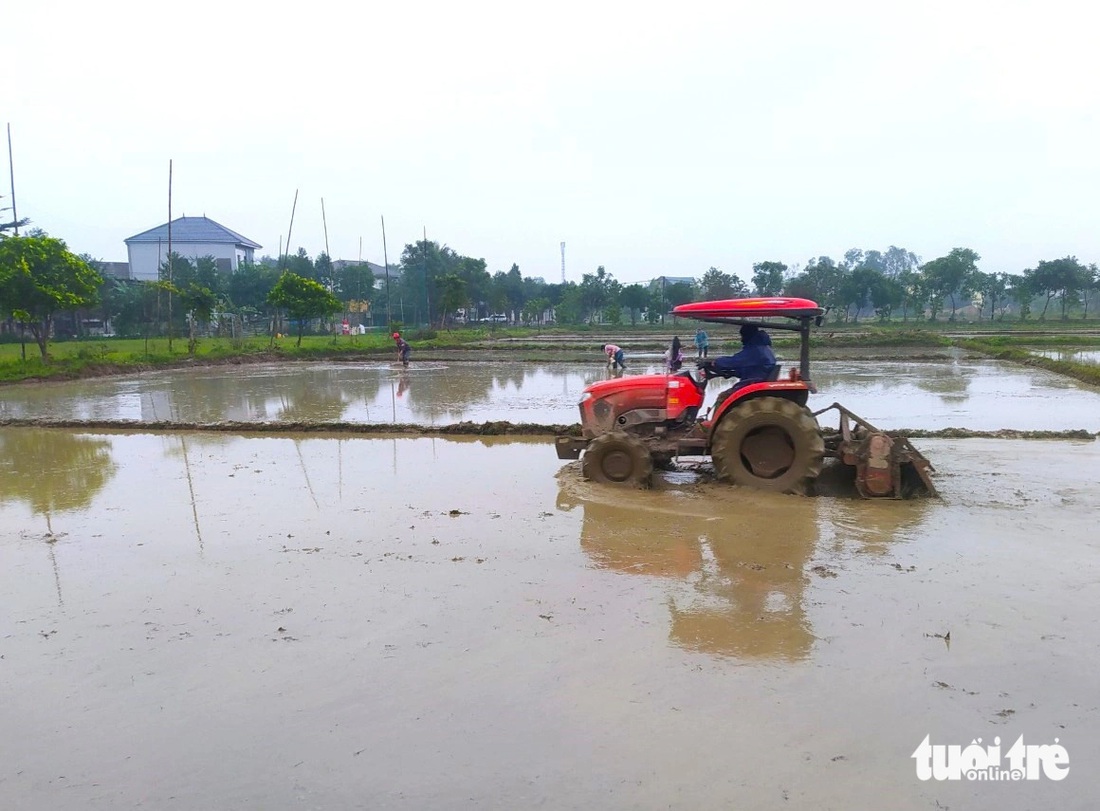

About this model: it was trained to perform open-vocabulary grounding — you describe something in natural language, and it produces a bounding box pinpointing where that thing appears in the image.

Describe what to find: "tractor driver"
[699,324,777,390]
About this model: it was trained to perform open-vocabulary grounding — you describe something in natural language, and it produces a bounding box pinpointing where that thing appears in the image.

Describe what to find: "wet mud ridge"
[0,417,1096,440]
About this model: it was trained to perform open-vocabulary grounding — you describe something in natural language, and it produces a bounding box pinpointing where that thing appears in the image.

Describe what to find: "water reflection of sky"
[0,358,1098,431]
[1030,348,1100,365]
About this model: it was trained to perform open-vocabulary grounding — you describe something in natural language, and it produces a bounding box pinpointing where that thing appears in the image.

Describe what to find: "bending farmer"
[393,332,411,366]
[602,344,626,370]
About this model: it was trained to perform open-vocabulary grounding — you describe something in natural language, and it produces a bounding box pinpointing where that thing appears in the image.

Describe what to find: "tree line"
[4,227,1099,362]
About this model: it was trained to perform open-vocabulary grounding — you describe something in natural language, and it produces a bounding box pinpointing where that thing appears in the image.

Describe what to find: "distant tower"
[560,241,566,283]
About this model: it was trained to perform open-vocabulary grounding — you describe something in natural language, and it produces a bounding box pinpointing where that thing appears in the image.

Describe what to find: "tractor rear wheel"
[711,398,824,494]
[582,432,654,488]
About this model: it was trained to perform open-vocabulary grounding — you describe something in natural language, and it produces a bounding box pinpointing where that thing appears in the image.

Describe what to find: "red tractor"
[554,297,936,498]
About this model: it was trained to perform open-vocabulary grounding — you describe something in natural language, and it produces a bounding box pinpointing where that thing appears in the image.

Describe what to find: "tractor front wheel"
[582,432,654,488]
[711,398,824,494]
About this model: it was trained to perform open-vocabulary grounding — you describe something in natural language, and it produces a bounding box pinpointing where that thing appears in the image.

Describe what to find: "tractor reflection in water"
[557,483,818,661]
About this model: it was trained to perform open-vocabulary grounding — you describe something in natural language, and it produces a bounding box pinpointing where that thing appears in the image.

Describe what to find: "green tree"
[895,268,920,321]
[698,267,749,300]
[267,271,342,346]
[971,271,1010,321]
[522,296,551,326]
[1028,256,1088,320]
[176,279,220,355]
[313,252,335,289]
[333,262,375,318]
[784,256,844,317]
[837,266,888,322]
[286,247,315,279]
[100,278,164,339]
[579,266,620,323]
[438,273,468,327]
[456,256,491,319]
[1080,264,1098,319]
[919,248,980,321]
[503,263,526,320]
[228,260,281,317]
[619,283,650,326]
[751,261,787,296]
[882,246,921,278]
[664,281,695,309]
[1008,273,1035,320]
[399,240,453,326]
[0,232,102,360]
[555,284,584,324]
[870,273,904,322]
[487,273,510,321]
[1,194,30,235]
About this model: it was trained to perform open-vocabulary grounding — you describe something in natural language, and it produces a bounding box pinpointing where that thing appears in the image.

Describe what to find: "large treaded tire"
[711,398,824,494]
[582,432,654,488]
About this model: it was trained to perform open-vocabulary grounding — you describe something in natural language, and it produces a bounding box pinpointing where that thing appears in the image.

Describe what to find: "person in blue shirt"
[694,328,709,359]
[701,324,777,387]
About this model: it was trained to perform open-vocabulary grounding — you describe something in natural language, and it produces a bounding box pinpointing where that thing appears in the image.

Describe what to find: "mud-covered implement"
[555,296,937,498]
[814,403,937,498]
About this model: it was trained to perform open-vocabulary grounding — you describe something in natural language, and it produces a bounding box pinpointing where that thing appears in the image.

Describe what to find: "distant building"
[332,258,396,288]
[96,261,131,279]
[649,275,695,290]
[124,216,261,281]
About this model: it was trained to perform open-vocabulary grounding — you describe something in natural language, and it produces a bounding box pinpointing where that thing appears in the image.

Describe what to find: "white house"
[124,216,261,281]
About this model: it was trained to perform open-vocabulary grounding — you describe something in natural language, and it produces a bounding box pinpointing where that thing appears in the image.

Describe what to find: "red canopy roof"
[672,297,823,321]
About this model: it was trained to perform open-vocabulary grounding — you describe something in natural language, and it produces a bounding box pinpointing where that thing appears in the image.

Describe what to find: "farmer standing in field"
[393,332,411,367]
[694,328,709,359]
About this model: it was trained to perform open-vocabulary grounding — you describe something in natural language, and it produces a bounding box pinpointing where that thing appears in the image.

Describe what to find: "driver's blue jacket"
[711,331,776,383]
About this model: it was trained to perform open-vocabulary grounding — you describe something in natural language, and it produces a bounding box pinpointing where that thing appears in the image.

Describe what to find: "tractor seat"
[724,365,783,399]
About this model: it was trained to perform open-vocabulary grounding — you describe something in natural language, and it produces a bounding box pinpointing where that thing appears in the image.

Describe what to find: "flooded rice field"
[1,356,1099,432]
[3,353,1100,809]
[1030,348,1100,366]
[2,429,1099,809]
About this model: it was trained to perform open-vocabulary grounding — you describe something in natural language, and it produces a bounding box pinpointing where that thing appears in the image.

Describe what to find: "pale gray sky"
[4,0,1098,284]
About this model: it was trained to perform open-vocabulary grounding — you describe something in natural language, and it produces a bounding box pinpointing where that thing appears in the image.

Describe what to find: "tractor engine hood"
[582,373,673,399]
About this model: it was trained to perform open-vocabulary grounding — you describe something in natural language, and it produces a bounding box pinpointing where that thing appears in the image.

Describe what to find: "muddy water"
[2,357,1098,431]
[2,428,1099,809]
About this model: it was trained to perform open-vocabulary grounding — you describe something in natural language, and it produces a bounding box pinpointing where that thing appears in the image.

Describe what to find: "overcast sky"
[4,0,1097,285]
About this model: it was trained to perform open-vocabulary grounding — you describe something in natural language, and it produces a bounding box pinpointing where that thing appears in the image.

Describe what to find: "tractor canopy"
[673,297,824,329]
[674,297,823,382]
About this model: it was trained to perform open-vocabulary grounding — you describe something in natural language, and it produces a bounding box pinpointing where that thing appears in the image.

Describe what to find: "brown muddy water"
[2,428,1099,809]
[1,356,1098,431]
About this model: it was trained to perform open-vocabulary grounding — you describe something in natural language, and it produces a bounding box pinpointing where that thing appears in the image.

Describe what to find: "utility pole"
[381,215,391,325]
[167,159,174,352]
[6,124,17,235]
[283,189,299,271]
[423,226,430,327]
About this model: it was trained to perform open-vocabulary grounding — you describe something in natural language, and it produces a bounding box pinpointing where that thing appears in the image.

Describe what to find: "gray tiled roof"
[125,216,261,249]
[97,261,131,279]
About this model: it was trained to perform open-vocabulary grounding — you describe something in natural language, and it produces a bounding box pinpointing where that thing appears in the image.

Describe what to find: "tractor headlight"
[579,391,593,404]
